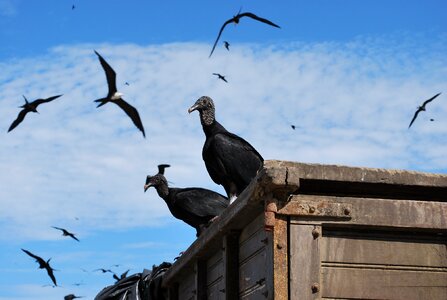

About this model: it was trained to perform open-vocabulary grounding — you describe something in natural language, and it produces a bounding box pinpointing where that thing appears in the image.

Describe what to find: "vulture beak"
[188,104,199,114]
[144,184,151,192]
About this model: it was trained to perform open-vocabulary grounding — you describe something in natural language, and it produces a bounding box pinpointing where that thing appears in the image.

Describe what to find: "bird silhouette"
[113,269,130,282]
[408,93,441,128]
[224,41,230,51]
[8,95,62,132]
[157,164,170,175]
[209,10,280,57]
[52,226,79,242]
[21,249,57,286]
[94,268,113,274]
[64,294,83,300]
[212,73,228,83]
[94,50,146,137]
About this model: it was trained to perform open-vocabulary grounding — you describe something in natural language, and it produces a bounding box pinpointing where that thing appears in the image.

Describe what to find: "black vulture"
[8,95,62,132]
[188,96,263,203]
[52,226,79,241]
[408,93,441,128]
[94,50,146,137]
[21,248,57,286]
[209,10,280,57]
[144,165,229,236]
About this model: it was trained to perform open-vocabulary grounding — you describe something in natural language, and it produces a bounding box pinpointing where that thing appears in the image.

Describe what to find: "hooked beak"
[144,184,151,192]
[188,104,199,114]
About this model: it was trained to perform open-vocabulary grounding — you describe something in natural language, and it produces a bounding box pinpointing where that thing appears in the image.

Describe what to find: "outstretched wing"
[8,109,29,132]
[51,226,64,232]
[95,50,117,97]
[240,12,281,28]
[408,108,422,129]
[158,164,170,175]
[209,18,235,58]
[114,98,146,137]
[422,92,441,108]
[45,265,57,286]
[21,248,46,265]
[33,95,63,106]
[68,233,80,242]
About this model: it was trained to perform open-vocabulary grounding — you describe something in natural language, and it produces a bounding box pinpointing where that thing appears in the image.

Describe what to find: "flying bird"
[94,268,114,274]
[65,294,83,300]
[21,249,57,286]
[7,94,62,132]
[71,5,75,10]
[291,125,296,130]
[52,226,79,242]
[144,165,229,236]
[223,41,230,51]
[94,50,146,137]
[157,164,170,175]
[113,269,130,282]
[212,73,228,83]
[408,93,441,128]
[209,11,280,57]
[188,96,264,203]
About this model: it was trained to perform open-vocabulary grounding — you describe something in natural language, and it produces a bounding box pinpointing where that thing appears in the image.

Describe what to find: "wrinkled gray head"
[188,96,215,126]
[144,173,168,192]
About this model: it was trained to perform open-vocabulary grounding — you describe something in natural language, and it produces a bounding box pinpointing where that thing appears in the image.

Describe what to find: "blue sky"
[0,0,446,299]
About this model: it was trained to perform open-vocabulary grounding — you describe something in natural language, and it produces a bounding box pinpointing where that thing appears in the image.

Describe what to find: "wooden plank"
[223,231,239,300]
[239,214,264,243]
[178,270,196,300]
[239,283,269,299]
[288,195,447,229]
[321,267,447,300]
[271,215,288,300]
[278,197,352,218]
[207,278,225,300]
[239,227,268,264]
[196,260,206,300]
[206,251,223,286]
[321,236,447,267]
[239,248,268,293]
[289,224,321,300]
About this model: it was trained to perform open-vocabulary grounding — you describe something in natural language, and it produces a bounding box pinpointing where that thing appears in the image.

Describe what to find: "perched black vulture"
[144,165,229,236]
[188,96,263,203]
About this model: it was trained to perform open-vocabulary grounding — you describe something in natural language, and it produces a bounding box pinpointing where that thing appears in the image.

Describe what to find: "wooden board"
[177,269,196,300]
[289,224,321,300]
[321,267,447,299]
[321,235,447,267]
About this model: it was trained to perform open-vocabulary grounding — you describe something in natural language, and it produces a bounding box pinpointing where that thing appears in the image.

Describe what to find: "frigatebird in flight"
[408,93,441,129]
[64,294,83,300]
[113,269,130,282]
[209,10,280,57]
[213,73,228,83]
[21,249,57,286]
[94,50,146,137]
[8,95,62,132]
[94,268,114,274]
[52,226,79,242]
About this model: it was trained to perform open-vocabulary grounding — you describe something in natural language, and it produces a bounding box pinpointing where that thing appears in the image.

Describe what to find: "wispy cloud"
[0,35,446,242]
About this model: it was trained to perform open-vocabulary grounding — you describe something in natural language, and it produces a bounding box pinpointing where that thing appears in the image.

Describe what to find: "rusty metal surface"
[278,196,352,218]
[272,216,288,300]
